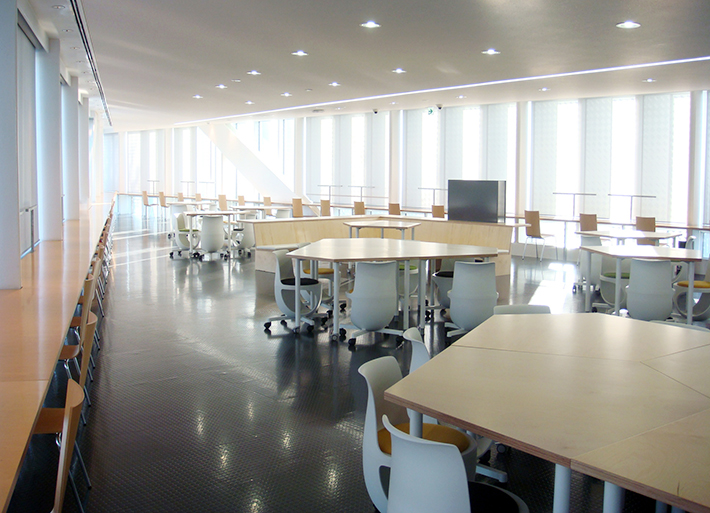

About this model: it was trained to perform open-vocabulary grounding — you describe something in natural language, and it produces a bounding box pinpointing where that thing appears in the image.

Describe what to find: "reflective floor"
[9,214,657,513]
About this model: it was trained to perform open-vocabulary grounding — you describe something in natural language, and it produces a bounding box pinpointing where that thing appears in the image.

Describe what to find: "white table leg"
[410,410,423,438]
[614,257,622,316]
[602,482,625,513]
[418,259,426,330]
[687,261,695,325]
[553,464,571,513]
[332,264,341,340]
[584,249,592,312]
[403,259,410,329]
[294,257,302,334]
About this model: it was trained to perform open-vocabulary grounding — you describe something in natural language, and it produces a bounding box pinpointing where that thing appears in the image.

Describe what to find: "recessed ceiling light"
[231,79,241,83]
[482,48,500,55]
[392,68,406,74]
[247,70,261,75]
[281,92,292,97]
[291,50,308,56]
[539,87,550,92]
[245,100,254,105]
[361,20,380,28]
[328,82,341,87]
[192,94,203,99]
[390,101,397,105]
[215,84,227,89]
[616,20,640,29]
[643,78,656,83]
[62,29,73,33]
[456,95,466,99]
[52,4,65,8]
[305,88,312,92]
[70,46,80,50]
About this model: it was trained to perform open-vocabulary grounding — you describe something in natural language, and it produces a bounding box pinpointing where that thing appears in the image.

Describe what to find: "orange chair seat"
[677,280,710,289]
[378,422,470,455]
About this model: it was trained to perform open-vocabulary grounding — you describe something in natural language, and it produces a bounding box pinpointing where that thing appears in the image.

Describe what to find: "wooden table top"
[0,204,110,512]
[342,220,422,230]
[577,229,684,240]
[581,244,702,262]
[385,314,710,511]
[286,237,499,263]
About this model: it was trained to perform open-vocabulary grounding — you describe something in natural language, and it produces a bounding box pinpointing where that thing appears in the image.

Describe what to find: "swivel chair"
[626,258,674,321]
[446,261,498,338]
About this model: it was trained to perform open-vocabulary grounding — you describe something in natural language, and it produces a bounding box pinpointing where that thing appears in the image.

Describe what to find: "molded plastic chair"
[626,259,674,321]
[594,255,631,312]
[345,261,400,345]
[320,199,331,217]
[388,203,401,215]
[232,212,256,257]
[522,210,557,261]
[432,259,456,309]
[264,250,323,332]
[447,261,498,338]
[493,304,551,315]
[354,201,366,215]
[673,263,710,320]
[33,380,87,513]
[358,357,477,513]
[170,212,200,258]
[382,414,528,513]
[199,215,227,260]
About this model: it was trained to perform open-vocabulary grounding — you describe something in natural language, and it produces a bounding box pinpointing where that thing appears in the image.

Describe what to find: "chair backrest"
[358,357,410,435]
[142,191,150,206]
[237,195,245,206]
[450,261,497,297]
[177,192,184,202]
[349,261,399,331]
[493,304,551,315]
[354,201,366,215]
[54,379,85,513]
[194,192,202,202]
[320,199,331,217]
[403,328,430,373]
[628,258,673,293]
[78,272,98,337]
[389,203,401,215]
[273,250,294,283]
[579,213,597,232]
[431,205,445,218]
[636,216,656,245]
[218,194,228,211]
[292,198,304,218]
[263,196,272,216]
[78,313,98,390]
[159,191,167,207]
[275,209,291,218]
[524,210,542,238]
[383,414,470,513]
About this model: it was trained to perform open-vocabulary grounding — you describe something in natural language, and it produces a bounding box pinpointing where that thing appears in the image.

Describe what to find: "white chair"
[626,259,674,321]
[673,239,710,320]
[199,215,227,261]
[382,414,528,513]
[594,255,631,313]
[446,261,498,338]
[169,212,200,258]
[344,261,400,345]
[264,250,323,332]
[493,304,551,315]
[432,259,455,310]
[232,212,256,257]
[358,356,477,513]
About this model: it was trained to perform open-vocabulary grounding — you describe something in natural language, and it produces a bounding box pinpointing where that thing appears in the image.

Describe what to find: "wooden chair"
[522,210,558,261]
[636,216,656,245]
[177,192,184,202]
[141,191,158,218]
[237,195,245,206]
[320,199,331,217]
[389,203,401,215]
[194,192,202,202]
[33,379,86,513]
[263,196,273,217]
[218,194,228,211]
[432,205,445,218]
[579,213,597,232]
[354,201,366,215]
[158,192,169,219]
[292,198,303,218]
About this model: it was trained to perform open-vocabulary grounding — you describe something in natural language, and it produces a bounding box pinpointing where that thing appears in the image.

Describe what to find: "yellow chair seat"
[378,422,470,455]
[304,268,335,275]
[677,280,710,289]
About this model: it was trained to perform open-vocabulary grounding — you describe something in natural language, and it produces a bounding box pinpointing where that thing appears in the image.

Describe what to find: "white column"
[78,95,90,207]
[389,110,402,203]
[164,128,173,194]
[36,38,63,240]
[688,90,707,226]
[515,101,531,216]
[0,2,22,289]
[62,75,80,219]
[91,112,104,203]
[294,118,304,197]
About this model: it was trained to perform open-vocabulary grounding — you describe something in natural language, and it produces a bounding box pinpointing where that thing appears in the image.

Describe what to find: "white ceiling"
[29,0,710,131]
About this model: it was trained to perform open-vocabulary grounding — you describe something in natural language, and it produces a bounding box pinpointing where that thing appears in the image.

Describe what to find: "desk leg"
[332,265,341,340]
[403,260,410,329]
[614,258,622,316]
[687,261,695,325]
[584,250,592,312]
[294,258,302,334]
[602,482,625,513]
[553,464,571,513]
[409,411,423,438]
[381,228,385,238]
[418,259,426,330]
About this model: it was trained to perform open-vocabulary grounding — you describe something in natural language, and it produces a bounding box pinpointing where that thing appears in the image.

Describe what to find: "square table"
[385,313,710,513]
[581,245,702,324]
[287,238,499,338]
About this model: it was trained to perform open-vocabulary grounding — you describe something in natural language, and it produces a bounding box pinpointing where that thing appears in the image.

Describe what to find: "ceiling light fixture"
[245,100,254,105]
[643,78,656,83]
[247,70,261,75]
[539,87,550,91]
[390,101,397,105]
[62,29,73,33]
[292,50,308,56]
[305,89,313,92]
[281,92,292,97]
[361,21,380,28]
[482,48,500,55]
[231,79,241,83]
[392,68,406,74]
[192,94,203,99]
[328,82,341,87]
[215,84,227,89]
[616,20,640,29]
[456,95,466,99]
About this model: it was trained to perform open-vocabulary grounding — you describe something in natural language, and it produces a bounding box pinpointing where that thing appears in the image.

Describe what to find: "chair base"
[340,324,403,345]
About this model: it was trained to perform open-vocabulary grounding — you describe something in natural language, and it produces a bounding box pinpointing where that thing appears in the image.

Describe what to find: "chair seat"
[434,270,453,278]
[677,280,710,288]
[378,422,470,454]
[468,481,521,513]
[602,272,631,279]
[280,277,319,287]
[303,268,335,276]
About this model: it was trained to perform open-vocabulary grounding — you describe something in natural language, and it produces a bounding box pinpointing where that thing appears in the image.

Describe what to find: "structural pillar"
[0,1,22,288]
[36,37,63,240]
[79,94,90,207]
[389,110,402,203]
[62,75,80,220]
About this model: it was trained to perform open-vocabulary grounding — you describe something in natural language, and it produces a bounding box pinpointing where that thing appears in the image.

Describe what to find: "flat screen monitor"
[447,180,506,223]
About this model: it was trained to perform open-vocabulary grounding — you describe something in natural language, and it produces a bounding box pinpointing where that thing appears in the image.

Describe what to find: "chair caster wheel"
[306,324,314,333]
[348,338,356,346]
[280,320,288,326]
[572,284,577,293]
[441,308,447,316]
[321,318,328,326]
[591,307,598,313]
[339,328,347,336]
[340,303,347,312]
[169,252,174,258]
[496,444,508,454]
[396,336,404,344]
[327,310,333,318]
[264,322,271,329]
